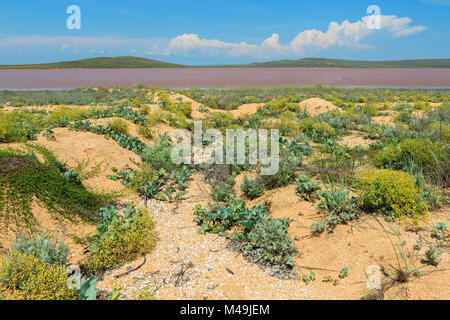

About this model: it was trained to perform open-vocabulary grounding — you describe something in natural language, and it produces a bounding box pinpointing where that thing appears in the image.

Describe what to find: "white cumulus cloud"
[166,14,426,58]
[0,14,426,60]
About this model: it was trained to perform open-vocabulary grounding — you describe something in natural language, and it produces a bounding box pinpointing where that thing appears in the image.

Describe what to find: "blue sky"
[0,0,449,65]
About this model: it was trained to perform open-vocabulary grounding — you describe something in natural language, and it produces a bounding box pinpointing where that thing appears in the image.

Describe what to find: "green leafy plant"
[295,173,320,201]
[240,175,264,200]
[211,183,233,203]
[11,233,68,265]
[242,217,296,267]
[424,244,443,267]
[314,181,358,233]
[78,276,98,300]
[84,205,156,274]
[109,118,129,135]
[261,153,300,189]
[339,267,348,279]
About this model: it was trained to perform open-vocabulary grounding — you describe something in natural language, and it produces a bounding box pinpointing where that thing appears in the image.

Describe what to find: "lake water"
[0,68,449,89]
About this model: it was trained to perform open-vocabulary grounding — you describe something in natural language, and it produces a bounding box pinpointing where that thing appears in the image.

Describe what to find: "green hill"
[1,56,449,69]
[0,56,185,69]
[235,58,450,69]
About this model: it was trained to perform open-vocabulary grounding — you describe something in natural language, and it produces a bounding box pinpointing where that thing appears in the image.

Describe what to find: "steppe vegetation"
[0,85,448,300]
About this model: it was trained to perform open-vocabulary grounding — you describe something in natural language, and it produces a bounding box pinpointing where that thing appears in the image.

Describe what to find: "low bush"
[141,134,175,171]
[211,183,233,203]
[315,181,358,232]
[241,175,264,200]
[262,154,300,189]
[124,163,156,192]
[0,250,77,300]
[204,112,235,131]
[0,146,112,229]
[109,118,129,135]
[180,101,192,118]
[361,103,379,117]
[372,138,449,185]
[84,205,156,274]
[11,233,69,265]
[357,169,427,219]
[295,173,320,201]
[194,199,268,233]
[298,117,335,142]
[244,218,296,266]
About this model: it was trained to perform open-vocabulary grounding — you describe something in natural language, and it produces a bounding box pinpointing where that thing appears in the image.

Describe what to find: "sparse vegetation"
[0,86,448,300]
[84,204,156,274]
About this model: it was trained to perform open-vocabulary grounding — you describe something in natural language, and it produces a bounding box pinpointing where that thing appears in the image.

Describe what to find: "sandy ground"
[96,175,449,300]
[298,98,338,116]
[339,131,374,148]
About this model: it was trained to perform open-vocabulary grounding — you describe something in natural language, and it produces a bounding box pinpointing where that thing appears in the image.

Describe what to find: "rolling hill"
[0,56,449,69]
[0,56,185,69]
[234,58,450,69]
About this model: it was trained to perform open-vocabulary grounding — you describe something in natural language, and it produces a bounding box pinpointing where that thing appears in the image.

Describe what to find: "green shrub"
[315,181,358,232]
[84,205,156,274]
[211,183,233,203]
[137,124,153,139]
[372,138,449,185]
[245,218,296,266]
[194,199,268,234]
[180,101,192,118]
[0,146,111,229]
[125,163,156,192]
[109,118,129,135]
[262,154,300,189]
[0,112,19,142]
[141,135,175,171]
[357,169,427,218]
[205,112,234,130]
[241,175,264,200]
[424,244,443,266]
[298,117,335,142]
[11,233,68,265]
[169,111,188,129]
[295,173,320,201]
[0,251,77,300]
[362,103,379,117]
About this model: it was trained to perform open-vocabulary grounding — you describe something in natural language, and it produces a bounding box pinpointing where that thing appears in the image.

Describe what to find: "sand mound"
[371,115,395,126]
[35,128,141,193]
[339,133,373,148]
[169,94,262,119]
[169,93,221,120]
[299,98,339,116]
[230,103,263,118]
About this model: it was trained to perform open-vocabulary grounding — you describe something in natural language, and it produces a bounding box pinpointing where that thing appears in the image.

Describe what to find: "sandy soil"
[298,98,338,116]
[371,115,395,126]
[339,132,374,148]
